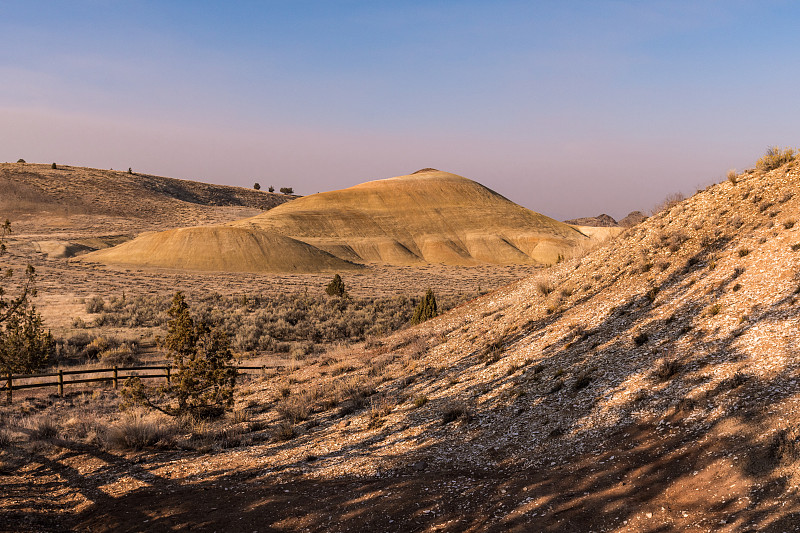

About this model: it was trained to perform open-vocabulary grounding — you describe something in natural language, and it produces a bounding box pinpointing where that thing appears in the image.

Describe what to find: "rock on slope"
[232,169,591,265]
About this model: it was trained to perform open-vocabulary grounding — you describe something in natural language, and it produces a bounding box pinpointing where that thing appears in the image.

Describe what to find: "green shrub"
[16,159,25,164]
[325,274,346,297]
[279,187,294,195]
[410,289,438,325]
[253,182,261,190]
[51,162,57,169]
[0,221,54,374]
[268,185,275,192]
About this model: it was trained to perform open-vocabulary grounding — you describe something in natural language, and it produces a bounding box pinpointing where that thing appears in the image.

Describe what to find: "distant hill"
[563,213,619,227]
[0,162,293,232]
[618,210,648,226]
[233,169,593,265]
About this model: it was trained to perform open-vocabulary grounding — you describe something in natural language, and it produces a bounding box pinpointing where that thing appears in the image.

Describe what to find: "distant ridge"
[564,214,619,227]
[0,162,293,228]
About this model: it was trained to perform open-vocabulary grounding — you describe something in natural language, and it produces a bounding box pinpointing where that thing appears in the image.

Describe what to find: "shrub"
[633,332,649,346]
[273,421,296,441]
[413,396,428,408]
[738,248,751,257]
[655,358,681,381]
[51,162,57,169]
[279,187,294,195]
[652,192,686,215]
[535,280,554,296]
[325,274,346,297]
[85,295,105,313]
[784,219,795,229]
[16,159,25,163]
[770,428,800,467]
[756,146,796,172]
[573,371,592,390]
[105,412,178,450]
[726,169,738,185]
[268,185,275,192]
[441,404,470,424]
[25,415,59,441]
[410,289,438,325]
[128,167,133,174]
[253,182,261,190]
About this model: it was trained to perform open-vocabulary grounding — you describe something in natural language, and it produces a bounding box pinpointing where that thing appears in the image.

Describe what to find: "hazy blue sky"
[1,1,798,220]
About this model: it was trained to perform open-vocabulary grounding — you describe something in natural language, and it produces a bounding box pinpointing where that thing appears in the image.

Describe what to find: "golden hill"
[83,226,361,273]
[232,169,593,265]
[85,169,601,273]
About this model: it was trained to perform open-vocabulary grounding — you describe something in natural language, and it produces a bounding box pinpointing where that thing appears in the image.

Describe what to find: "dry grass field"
[4,157,800,531]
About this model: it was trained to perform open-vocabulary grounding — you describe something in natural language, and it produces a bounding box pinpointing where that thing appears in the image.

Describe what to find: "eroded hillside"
[84,169,604,273]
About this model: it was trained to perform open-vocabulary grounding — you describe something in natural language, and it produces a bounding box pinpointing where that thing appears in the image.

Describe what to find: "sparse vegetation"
[756,146,796,172]
[279,187,294,195]
[655,358,681,381]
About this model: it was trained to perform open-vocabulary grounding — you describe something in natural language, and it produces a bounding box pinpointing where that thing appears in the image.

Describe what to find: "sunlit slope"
[233,169,590,265]
[0,163,290,222]
[83,226,360,273]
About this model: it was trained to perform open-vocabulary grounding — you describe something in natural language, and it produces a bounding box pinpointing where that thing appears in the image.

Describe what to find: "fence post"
[6,372,11,404]
[165,366,171,384]
[113,366,119,389]
[58,369,64,396]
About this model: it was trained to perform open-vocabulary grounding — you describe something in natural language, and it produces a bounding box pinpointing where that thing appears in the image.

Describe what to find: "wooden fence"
[1,365,268,403]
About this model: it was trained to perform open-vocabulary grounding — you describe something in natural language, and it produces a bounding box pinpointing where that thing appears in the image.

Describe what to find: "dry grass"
[104,411,178,450]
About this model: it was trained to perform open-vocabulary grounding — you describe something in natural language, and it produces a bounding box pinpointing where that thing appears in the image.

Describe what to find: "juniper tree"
[325,274,346,297]
[0,220,54,373]
[410,289,438,324]
[123,292,236,418]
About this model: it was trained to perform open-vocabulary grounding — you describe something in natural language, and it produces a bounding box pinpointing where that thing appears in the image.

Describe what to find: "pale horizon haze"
[2,1,799,221]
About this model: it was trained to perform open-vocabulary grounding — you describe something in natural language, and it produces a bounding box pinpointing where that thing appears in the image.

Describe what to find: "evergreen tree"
[325,274,346,297]
[123,292,236,418]
[410,289,438,324]
[0,220,54,374]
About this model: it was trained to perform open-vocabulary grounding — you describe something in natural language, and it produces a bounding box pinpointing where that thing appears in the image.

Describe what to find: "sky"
[1,1,799,221]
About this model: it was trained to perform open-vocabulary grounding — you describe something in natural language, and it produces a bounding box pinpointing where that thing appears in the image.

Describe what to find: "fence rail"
[2,365,269,403]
